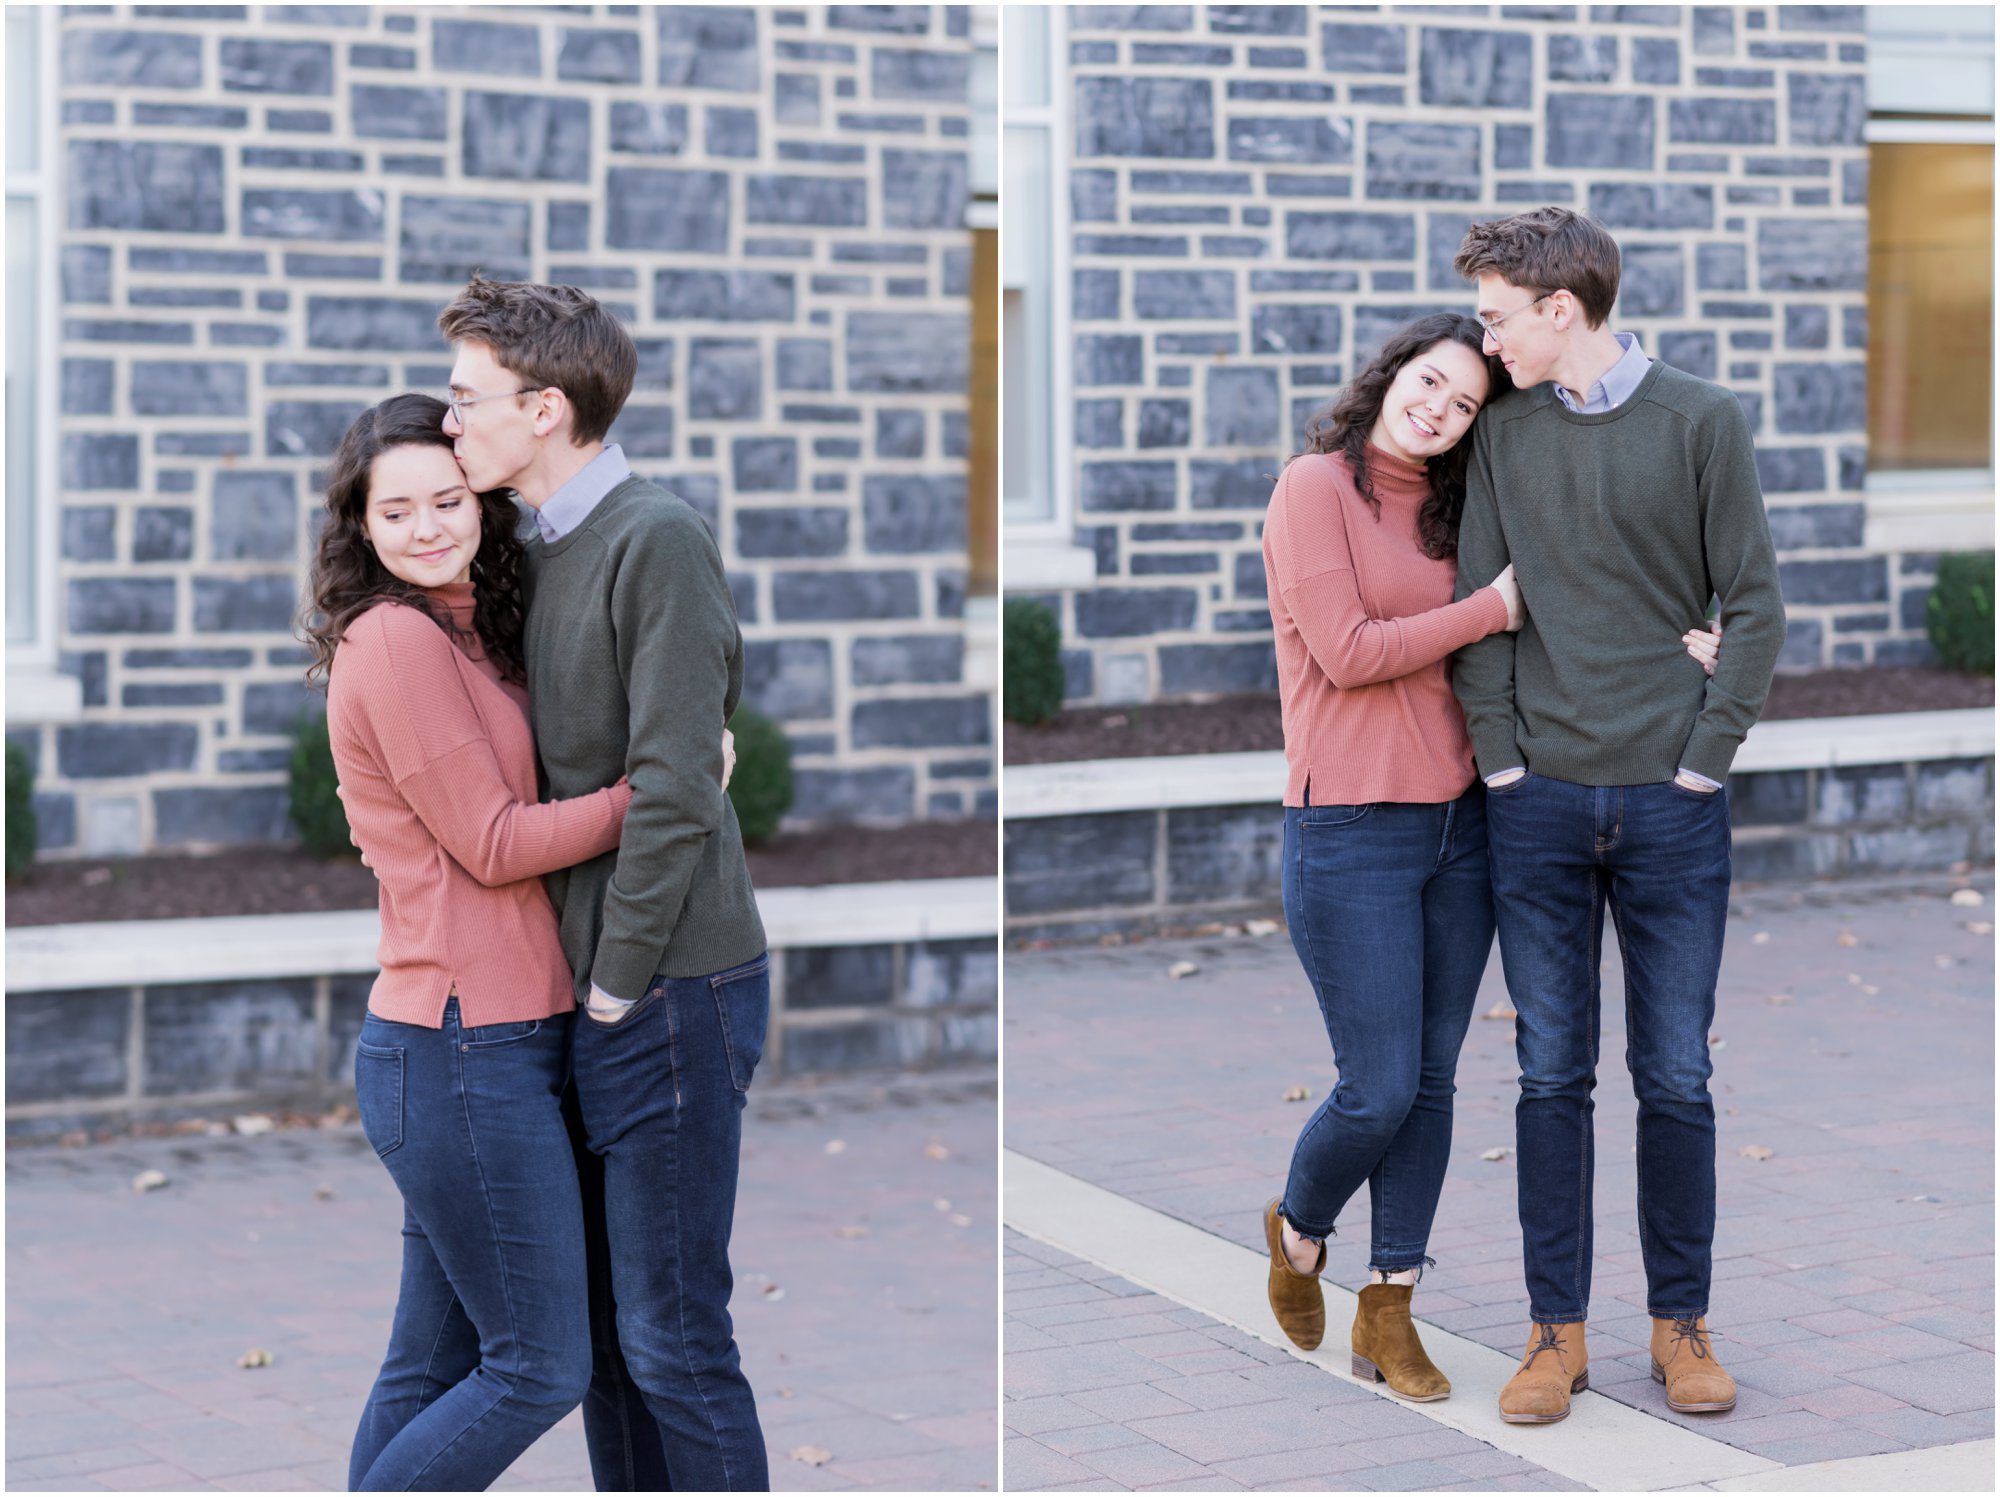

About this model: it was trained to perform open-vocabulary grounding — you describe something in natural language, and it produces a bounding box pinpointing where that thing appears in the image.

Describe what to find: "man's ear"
[1547,288,1575,332]
[531,388,569,440]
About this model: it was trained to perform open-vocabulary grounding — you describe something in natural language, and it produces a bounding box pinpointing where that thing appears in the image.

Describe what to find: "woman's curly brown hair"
[1292,312,1504,562]
[301,393,527,690]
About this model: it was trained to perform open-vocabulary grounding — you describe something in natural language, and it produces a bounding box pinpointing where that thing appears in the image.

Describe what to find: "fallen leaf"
[236,1348,272,1369]
[233,1114,275,1137]
[788,1445,832,1467]
[761,1284,786,1302]
[1169,960,1199,979]
[824,1139,845,1156]
[1708,1033,1723,1046]
[1739,1145,1774,1162]
[950,1213,971,1228]
[313,1183,335,1202]
[1246,919,1281,938]
[1766,993,1794,1005]
[835,1225,869,1240]
[934,1197,953,1212]
[1483,1000,1517,1021]
[1934,955,1955,969]
[1846,972,1863,985]
[1861,985,1880,996]
[1914,1194,1941,1204]
[1481,1147,1513,1162]
[1098,932,1125,947]
[1837,931,1858,947]
[1283,1085,1311,1102]
[924,1141,950,1161]
[1950,888,1984,907]
[777,1386,795,1399]
[1966,921,1993,936]
[1101,714,1128,730]
[1710,1039,1727,1051]
[1752,931,1771,944]
[133,1169,169,1193]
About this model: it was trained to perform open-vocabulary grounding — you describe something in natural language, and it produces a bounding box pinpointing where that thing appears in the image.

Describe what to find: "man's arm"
[1450,417,1523,779]
[1678,395,1785,782]
[588,506,740,1003]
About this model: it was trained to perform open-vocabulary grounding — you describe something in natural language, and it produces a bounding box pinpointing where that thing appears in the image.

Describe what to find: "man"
[438,275,771,1490]
[1448,210,1785,1425]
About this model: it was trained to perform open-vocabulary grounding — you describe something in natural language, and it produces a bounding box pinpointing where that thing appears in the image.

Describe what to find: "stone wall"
[24,3,992,859]
[1031,4,1907,707]
[5,930,998,1137]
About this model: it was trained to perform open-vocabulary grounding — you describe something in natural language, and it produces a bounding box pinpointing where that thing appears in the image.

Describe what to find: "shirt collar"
[532,444,632,544]
[1554,332,1651,414]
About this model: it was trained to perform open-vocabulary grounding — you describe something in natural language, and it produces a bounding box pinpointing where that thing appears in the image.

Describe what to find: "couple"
[304,276,771,1490]
[1260,207,1785,1425]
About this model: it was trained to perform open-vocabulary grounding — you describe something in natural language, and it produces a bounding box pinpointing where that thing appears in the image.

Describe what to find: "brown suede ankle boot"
[1497,1321,1589,1424]
[1349,1283,1450,1401]
[1262,1199,1324,1351]
[1651,1316,1736,1413]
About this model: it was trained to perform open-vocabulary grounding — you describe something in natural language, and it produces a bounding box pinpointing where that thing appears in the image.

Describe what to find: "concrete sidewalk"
[7,1072,997,1492]
[1003,874,1994,1491]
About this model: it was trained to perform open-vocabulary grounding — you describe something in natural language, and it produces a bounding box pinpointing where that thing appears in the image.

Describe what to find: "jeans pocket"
[711,954,771,1094]
[461,1017,544,1049]
[355,1043,405,1158]
[1485,771,1531,796]
[1302,802,1373,828]
[1668,776,1723,801]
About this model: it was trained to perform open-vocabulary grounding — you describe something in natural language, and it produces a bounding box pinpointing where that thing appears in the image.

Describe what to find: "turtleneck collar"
[423,579,482,656]
[1359,440,1433,497]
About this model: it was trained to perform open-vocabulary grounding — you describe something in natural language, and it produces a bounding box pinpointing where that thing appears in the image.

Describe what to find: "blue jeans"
[348,1002,589,1492]
[1484,773,1732,1323]
[1279,787,1493,1271]
[570,952,772,1493]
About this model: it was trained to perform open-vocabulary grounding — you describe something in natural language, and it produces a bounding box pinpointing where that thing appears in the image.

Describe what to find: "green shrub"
[5,740,37,879]
[727,708,792,846]
[289,710,355,859]
[1003,597,1065,726]
[1928,551,1994,675]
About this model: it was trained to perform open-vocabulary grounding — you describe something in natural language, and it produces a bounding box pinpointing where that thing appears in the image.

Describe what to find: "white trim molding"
[1864,470,1997,553]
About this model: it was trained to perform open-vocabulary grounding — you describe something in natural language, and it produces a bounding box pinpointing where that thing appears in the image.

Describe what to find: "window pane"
[1002,125,1052,524]
[7,193,38,647]
[1001,4,1049,111]
[969,40,998,198]
[968,228,998,594]
[6,6,37,176]
[1868,141,1994,471]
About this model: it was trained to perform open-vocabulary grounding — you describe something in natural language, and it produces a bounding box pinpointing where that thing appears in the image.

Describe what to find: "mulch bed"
[1003,667,1994,766]
[4,819,996,929]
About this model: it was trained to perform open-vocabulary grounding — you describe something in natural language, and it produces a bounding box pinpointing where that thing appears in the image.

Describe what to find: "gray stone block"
[1846,825,1977,874]
[1815,764,1912,826]
[1633,36,1680,84]
[1692,7,1735,54]
[1657,330,1718,381]
[1367,122,1480,200]
[1548,94,1654,169]
[62,245,112,305]
[1081,461,1177,513]
[784,944,896,1011]
[1075,587,1199,637]
[1617,244,1686,317]
[688,338,761,420]
[1773,363,1865,435]
[776,73,820,125]
[851,695,990,749]
[1549,33,1617,81]
[882,148,968,229]
[1766,503,1863,549]
[875,410,924,458]
[847,311,967,393]
[1075,398,1123,449]
[1731,829,1842,882]
[213,472,299,562]
[1134,270,1236,320]
[732,437,798,492]
[242,189,383,242]
[307,296,447,353]
[1138,399,1190,448]
[776,339,833,391]
[863,475,965,554]
[612,170,740,254]
[1005,811,1158,917]
[1159,643,1279,697]
[1321,21,1406,73]
[1191,458,1277,509]
[131,360,249,418]
[1753,449,1829,495]
[1228,117,1353,164]
[62,359,113,417]
[400,195,532,283]
[655,270,795,322]
[851,635,965,686]
[1420,27,1532,108]
[1913,758,1990,820]
[462,92,591,184]
[1075,76,1214,158]
[63,29,202,87]
[267,400,367,458]
[1076,335,1145,387]
[1167,803,1283,903]
[194,576,298,632]
[1234,551,1269,600]
[1669,97,1776,144]
[1779,557,1887,605]
[659,6,760,92]
[789,765,916,823]
[1727,769,1809,826]
[772,570,921,622]
[142,980,319,1094]
[1693,242,1746,290]
[432,18,539,76]
[1352,302,1466,365]
[61,434,140,491]
[1757,219,1865,292]
[1208,366,1280,446]
[58,721,198,778]
[705,105,759,159]
[6,990,131,1105]
[608,101,688,156]
[1788,72,1865,148]
[68,142,224,233]
[132,509,195,564]
[747,174,868,227]
[740,638,834,721]
[61,507,116,563]
[736,506,845,563]
[872,47,968,101]
[559,27,642,84]
[780,1017,928,1076]
[221,38,331,93]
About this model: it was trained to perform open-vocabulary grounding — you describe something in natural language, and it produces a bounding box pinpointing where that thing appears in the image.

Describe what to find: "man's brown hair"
[436,275,637,446]
[1453,208,1622,329]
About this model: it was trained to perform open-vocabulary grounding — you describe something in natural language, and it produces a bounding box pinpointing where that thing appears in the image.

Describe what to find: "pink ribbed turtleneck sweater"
[1262,446,1511,807]
[326,580,632,1027]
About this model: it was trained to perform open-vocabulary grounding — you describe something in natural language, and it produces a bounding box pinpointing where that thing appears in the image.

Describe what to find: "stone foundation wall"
[5,932,998,1138]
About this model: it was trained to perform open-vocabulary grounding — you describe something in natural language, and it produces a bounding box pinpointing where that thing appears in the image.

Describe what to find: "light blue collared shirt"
[1553,331,1652,414]
[532,443,632,544]
[1486,331,1721,791]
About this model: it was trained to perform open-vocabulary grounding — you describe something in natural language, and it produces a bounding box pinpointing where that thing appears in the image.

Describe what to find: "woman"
[305,394,727,1490]
[1257,314,1721,1399]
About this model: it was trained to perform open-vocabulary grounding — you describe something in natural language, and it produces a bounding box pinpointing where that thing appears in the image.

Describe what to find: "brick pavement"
[7,1073,997,1492]
[1003,874,1993,1490]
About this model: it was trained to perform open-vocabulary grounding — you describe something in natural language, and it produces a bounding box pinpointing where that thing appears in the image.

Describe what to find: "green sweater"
[1451,360,1785,787]
[524,475,765,1003]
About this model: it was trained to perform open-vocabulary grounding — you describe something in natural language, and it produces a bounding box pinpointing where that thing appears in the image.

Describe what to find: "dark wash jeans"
[1279,786,1493,1272]
[569,951,772,1493]
[349,1002,589,1492]
[1484,772,1732,1323]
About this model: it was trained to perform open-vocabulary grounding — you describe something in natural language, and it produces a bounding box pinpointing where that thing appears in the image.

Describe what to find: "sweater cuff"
[1472,584,1511,638]
[1471,728,1524,783]
[589,936,664,1008]
[1678,722,1742,784]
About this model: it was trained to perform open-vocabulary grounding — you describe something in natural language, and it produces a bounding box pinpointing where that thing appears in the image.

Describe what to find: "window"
[967,8,998,600]
[1862,5,1995,551]
[6,5,78,721]
[1000,4,1093,587]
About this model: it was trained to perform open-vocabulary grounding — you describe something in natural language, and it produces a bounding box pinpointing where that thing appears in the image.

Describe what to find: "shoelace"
[1667,1316,1715,1362]
[1520,1322,1567,1369]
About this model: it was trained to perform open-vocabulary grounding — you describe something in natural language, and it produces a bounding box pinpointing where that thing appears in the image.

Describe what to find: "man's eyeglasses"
[446,387,541,424]
[1476,292,1553,340]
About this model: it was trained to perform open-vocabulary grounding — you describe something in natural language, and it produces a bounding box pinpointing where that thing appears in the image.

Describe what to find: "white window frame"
[1861,9,1996,552]
[1000,4,1093,590]
[6,6,81,724]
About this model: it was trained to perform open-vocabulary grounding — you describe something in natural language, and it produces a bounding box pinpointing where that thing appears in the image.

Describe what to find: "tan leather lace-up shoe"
[1650,1315,1737,1413]
[1349,1283,1450,1401]
[1497,1321,1589,1424]
[1262,1199,1325,1351]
